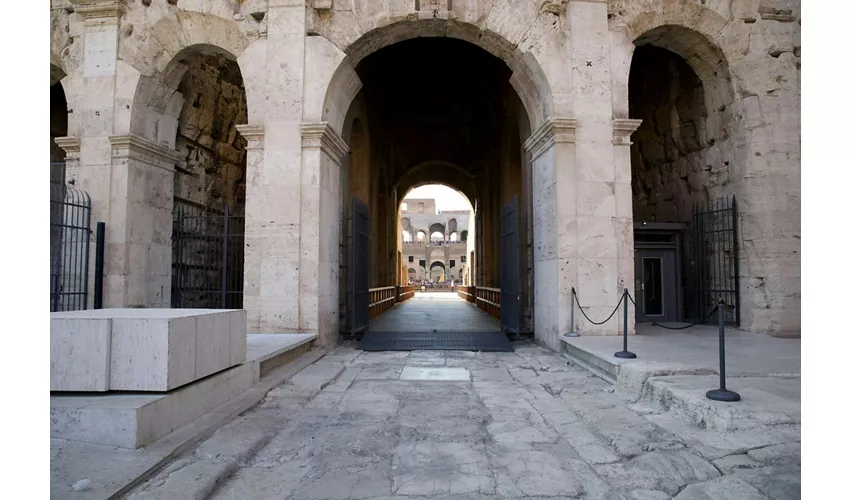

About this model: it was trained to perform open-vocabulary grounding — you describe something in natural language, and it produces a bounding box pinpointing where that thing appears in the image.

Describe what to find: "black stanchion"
[614,288,636,359]
[706,299,740,402]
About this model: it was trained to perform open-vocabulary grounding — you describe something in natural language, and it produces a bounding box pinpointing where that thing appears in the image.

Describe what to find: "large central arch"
[314,18,555,138]
[319,19,551,341]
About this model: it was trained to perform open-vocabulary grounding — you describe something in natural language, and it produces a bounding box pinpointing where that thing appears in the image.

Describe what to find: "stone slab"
[50,347,327,499]
[399,367,471,381]
[50,333,313,450]
[51,362,259,449]
[51,308,247,392]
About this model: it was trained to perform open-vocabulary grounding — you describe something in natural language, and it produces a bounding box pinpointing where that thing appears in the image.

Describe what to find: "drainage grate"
[358,331,514,352]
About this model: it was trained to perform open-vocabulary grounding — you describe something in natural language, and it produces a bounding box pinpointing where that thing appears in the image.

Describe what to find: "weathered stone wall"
[50,0,800,342]
[630,46,723,224]
[174,55,248,214]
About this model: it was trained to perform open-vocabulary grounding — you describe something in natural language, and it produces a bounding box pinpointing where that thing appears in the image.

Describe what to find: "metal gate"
[500,195,520,334]
[349,198,370,333]
[692,195,740,326]
[50,177,92,312]
[172,202,245,309]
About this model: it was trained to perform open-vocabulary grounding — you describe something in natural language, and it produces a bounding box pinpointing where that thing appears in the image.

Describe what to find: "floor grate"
[358,331,514,352]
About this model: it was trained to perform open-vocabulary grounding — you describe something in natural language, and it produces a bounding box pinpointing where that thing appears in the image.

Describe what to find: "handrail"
[369,286,396,292]
[477,286,501,292]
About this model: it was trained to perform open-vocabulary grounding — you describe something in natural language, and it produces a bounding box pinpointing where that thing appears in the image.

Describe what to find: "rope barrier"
[625,291,718,330]
[571,287,624,325]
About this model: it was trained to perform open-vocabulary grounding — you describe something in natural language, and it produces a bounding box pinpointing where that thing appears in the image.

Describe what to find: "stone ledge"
[523,117,578,161]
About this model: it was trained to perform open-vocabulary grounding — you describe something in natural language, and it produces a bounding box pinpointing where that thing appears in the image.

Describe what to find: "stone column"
[613,119,642,333]
[106,135,183,307]
[69,1,181,308]
[569,0,633,336]
[245,0,306,333]
[235,124,265,331]
[524,118,577,349]
[301,122,347,347]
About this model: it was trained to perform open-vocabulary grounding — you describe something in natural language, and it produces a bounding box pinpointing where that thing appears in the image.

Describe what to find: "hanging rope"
[571,287,625,325]
[625,290,719,330]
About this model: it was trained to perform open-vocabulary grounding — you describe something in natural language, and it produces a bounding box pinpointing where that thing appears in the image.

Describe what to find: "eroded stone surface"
[125,344,799,500]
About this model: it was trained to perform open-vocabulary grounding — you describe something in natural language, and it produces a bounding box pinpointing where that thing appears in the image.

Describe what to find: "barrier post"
[706,299,741,402]
[564,288,578,337]
[614,288,636,359]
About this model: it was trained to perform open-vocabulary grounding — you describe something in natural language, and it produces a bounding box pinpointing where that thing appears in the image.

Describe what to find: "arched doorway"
[162,46,249,309]
[628,25,739,326]
[335,35,536,337]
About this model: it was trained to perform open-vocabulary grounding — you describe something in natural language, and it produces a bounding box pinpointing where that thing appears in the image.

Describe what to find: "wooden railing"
[368,286,397,319]
[398,285,416,303]
[456,286,501,320]
[476,287,501,320]
[456,285,475,303]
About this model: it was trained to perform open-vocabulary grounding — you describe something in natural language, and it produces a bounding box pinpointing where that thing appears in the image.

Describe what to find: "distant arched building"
[401,198,470,284]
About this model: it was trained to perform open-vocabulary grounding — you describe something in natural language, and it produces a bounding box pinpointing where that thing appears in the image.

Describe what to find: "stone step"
[51,333,318,449]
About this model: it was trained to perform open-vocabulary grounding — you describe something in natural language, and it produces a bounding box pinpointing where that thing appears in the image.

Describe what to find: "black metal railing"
[693,196,740,326]
[171,201,245,309]
[50,180,92,312]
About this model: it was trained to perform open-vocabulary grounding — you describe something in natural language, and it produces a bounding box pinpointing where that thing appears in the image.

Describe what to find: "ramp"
[359,331,513,352]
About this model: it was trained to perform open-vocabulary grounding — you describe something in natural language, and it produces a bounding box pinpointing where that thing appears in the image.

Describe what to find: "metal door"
[634,249,678,323]
[500,195,520,334]
[350,198,370,333]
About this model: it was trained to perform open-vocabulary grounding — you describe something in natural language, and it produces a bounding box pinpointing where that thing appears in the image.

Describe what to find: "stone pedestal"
[50,308,247,392]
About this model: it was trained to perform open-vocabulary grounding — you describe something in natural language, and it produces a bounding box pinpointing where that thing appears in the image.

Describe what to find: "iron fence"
[50,173,92,312]
[692,195,740,326]
[171,201,245,309]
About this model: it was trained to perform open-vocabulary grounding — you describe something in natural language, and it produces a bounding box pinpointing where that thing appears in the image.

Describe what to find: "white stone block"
[50,309,248,392]
[50,318,112,392]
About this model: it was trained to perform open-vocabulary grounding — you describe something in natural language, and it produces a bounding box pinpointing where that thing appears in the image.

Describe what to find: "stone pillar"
[301,122,347,347]
[525,118,577,349]
[106,135,182,307]
[69,1,180,308]
[570,0,633,337]
[235,124,265,331]
[244,0,306,333]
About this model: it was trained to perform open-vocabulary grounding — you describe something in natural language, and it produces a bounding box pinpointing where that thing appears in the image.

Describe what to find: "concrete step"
[560,335,800,434]
[51,334,318,449]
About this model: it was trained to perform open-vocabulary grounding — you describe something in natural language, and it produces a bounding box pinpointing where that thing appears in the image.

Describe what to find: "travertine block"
[50,309,247,392]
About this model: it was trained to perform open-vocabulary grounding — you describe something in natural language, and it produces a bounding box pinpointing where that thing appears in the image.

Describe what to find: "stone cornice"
[523,118,577,162]
[54,137,81,158]
[612,119,643,146]
[70,0,125,23]
[301,122,349,165]
[109,135,183,171]
[236,124,265,150]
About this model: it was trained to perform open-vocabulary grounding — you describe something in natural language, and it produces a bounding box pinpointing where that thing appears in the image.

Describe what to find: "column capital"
[109,134,183,171]
[236,124,265,150]
[70,0,126,25]
[54,137,81,159]
[300,122,349,165]
[612,118,643,146]
[523,117,578,161]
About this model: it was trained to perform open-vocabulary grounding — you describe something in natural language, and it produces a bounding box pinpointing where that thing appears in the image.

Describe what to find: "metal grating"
[359,331,514,352]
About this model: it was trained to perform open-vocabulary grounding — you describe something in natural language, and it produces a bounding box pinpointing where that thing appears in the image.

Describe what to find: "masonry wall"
[49,0,801,344]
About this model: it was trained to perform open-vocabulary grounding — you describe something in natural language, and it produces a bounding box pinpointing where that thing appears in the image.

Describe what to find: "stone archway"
[310,15,556,345]
[613,2,801,336]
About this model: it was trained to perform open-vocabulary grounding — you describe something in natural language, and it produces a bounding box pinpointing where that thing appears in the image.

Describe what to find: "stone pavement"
[369,292,501,332]
[124,343,800,500]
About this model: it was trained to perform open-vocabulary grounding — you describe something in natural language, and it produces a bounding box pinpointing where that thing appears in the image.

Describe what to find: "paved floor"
[369,292,501,332]
[126,344,800,500]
